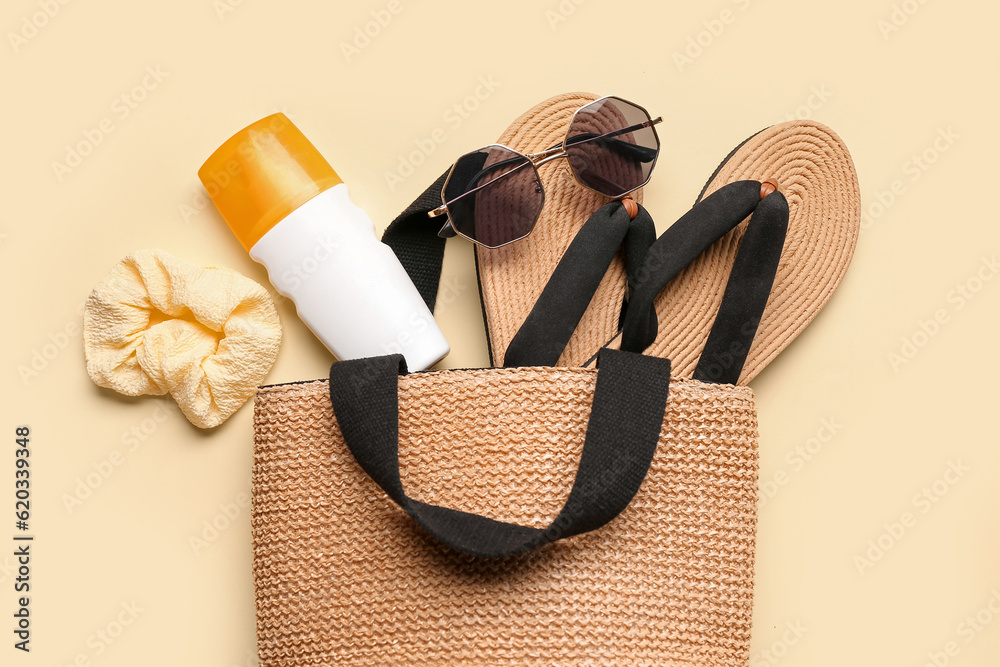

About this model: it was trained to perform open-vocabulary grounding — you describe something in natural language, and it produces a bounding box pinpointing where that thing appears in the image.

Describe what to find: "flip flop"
[606,120,860,384]
[476,92,647,366]
[382,92,644,367]
[383,112,859,383]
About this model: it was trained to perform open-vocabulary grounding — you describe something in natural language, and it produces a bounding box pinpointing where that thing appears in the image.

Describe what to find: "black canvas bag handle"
[329,348,671,558]
[350,177,787,557]
[381,171,657,367]
[381,170,451,313]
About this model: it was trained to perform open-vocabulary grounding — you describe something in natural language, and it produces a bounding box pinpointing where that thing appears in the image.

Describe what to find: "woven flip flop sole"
[641,121,860,385]
[476,93,642,367]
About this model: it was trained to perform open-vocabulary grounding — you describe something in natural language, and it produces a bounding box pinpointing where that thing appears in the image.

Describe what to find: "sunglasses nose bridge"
[530,151,569,168]
[525,142,566,160]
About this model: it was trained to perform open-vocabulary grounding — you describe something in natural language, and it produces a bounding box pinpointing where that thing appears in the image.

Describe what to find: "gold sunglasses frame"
[428,95,662,249]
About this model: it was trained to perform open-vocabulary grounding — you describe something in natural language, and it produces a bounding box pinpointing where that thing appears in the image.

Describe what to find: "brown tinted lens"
[442,145,543,248]
[565,97,659,197]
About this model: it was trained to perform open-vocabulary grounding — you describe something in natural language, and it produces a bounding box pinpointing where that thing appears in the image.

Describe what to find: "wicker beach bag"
[250,180,794,665]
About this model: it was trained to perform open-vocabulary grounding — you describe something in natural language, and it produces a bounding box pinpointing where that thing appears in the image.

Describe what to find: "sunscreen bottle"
[199,113,449,371]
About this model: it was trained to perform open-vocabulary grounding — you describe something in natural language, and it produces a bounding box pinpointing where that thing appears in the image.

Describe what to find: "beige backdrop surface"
[2,0,998,665]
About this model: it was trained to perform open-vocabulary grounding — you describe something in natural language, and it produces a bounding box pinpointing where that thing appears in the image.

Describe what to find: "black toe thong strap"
[381,175,789,385]
[502,199,654,368]
[620,181,790,385]
[380,173,656,368]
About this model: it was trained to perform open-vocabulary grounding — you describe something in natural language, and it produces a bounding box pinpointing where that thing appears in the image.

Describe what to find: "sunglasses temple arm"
[436,157,536,211]
[566,117,662,147]
[567,133,658,164]
[430,116,660,221]
[611,139,658,163]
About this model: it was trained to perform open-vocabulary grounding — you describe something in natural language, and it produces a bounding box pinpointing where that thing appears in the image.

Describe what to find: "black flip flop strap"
[381,172,656,367]
[502,200,655,368]
[329,348,671,558]
[620,181,790,385]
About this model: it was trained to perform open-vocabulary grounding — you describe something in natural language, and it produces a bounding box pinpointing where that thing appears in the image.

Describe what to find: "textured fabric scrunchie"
[84,249,282,428]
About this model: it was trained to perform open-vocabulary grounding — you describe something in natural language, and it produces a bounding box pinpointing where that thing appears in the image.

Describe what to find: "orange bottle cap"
[198,114,342,251]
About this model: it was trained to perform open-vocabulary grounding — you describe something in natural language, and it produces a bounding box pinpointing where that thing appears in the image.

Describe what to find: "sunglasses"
[428,96,662,248]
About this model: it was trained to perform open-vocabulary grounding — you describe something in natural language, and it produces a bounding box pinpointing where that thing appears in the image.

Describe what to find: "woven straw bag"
[251,177,794,664]
[253,360,757,666]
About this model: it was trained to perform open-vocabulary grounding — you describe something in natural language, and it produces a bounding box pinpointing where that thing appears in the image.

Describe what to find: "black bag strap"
[329,348,671,558]
[381,170,451,312]
[381,173,658,367]
[619,181,790,385]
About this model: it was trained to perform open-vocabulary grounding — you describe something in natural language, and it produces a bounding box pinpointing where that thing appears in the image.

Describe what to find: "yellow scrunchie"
[84,249,281,428]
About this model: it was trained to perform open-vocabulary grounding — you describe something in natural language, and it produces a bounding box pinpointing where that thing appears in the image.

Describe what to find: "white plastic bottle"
[199,113,449,371]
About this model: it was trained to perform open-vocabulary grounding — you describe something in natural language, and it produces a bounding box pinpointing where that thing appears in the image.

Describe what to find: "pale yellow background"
[2,0,998,664]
